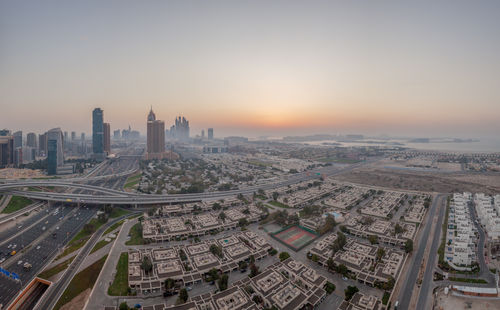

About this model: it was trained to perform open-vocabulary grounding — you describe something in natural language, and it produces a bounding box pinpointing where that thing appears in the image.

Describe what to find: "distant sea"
[301,138,500,153]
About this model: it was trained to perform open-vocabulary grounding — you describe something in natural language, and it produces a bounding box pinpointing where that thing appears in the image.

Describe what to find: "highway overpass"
[0,161,370,206]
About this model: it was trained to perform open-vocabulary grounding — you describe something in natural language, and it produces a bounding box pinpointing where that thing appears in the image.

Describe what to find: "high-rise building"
[113,129,120,139]
[26,132,37,148]
[208,128,214,140]
[47,128,64,175]
[71,131,76,141]
[81,133,85,141]
[39,133,48,155]
[147,107,165,156]
[103,123,111,155]
[13,131,22,148]
[64,131,68,143]
[0,129,11,136]
[169,116,190,142]
[92,108,104,158]
[0,136,14,168]
[201,130,205,139]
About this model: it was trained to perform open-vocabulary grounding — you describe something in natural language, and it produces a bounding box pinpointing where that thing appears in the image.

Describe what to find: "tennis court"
[271,225,318,251]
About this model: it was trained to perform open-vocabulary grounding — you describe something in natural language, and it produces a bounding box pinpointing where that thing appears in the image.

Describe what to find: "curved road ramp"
[5,277,51,310]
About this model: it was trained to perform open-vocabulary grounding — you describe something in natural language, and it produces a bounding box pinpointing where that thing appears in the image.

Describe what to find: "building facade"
[103,122,111,155]
[47,128,64,175]
[0,136,14,168]
[92,108,104,158]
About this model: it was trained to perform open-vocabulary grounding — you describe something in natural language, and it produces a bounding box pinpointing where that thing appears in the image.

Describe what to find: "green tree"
[327,257,336,271]
[212,202,221,210]
[210,244,223,258]
[376,248,386,262]
[249,263,260,278]
[219,211,226,221]
[279,252,290,262]
[404,239,414,253]
[344,285,359,301]
[218,274,229,291]
[394,223,404,235]
[164,278,175,292]
[239,261,248,270]
[238,218,249,227]
[177,288,188,304]
[141,256,153,273]
[206,268,219,282]
[119,302,129,310]
[368,235,378,245]
[272,192,279,201]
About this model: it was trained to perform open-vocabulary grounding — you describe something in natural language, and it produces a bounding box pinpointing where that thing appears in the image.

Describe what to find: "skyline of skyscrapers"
[169,116,190,142]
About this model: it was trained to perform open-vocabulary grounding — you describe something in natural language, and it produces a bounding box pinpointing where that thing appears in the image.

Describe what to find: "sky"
[1,1,500,139]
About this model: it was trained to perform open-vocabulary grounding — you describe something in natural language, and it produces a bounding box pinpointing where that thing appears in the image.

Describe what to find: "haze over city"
[2,2,500,310]
[2,1,500,139]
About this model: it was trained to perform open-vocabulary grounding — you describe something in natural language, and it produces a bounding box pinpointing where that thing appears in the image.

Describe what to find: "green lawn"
[90,239,112,254]
[268,200,291,209]
[104,220,125,235]
[56,218,106,260]
[38,257,75,280]
[124,173,142,190]
[53,255,108,310]
[108,252,129,296]
[2,196,33,214]
[448,277,487,284]
[125,223,144,245]
[109,208,130,219]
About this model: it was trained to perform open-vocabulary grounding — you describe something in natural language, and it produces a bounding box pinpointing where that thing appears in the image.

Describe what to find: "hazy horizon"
[1,1,500,139]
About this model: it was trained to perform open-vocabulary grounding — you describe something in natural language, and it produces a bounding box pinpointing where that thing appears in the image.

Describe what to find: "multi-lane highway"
[34,212,137,310]
[0,205,96,307]
[397,194,445,310]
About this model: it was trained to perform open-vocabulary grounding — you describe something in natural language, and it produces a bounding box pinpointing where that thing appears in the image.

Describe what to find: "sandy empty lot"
[435,291,500,310]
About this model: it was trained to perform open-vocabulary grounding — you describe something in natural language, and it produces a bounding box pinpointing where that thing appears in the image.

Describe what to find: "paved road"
[415,194,447,310]
[35,212,137,310]
[397,194,445,310]
[0,205,96,307]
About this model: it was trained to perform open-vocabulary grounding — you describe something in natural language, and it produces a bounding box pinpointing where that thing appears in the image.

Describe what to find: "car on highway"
[17,260,23,265]
[36,246,41,250]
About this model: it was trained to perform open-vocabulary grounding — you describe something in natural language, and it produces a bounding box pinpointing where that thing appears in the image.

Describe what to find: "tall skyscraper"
[39,133,48,155]
[13,131,22,148]
[169,116,190,142]
[0,129,11,136]
[103,123,111,155]
[208,128,214,140]
[147,107,165,157]
[201,130,205,139]
[47,128,64,175]
[113,129,120,139]
[71,131,76,141]
[92,108,104,158]
[26,132,37,148]
[0,136,14,168]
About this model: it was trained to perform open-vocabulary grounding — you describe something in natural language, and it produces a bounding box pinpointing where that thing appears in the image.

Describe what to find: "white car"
[36,246,41,250]
[17,260,23,265]
[0,258,6,263]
